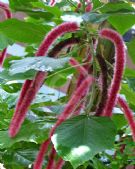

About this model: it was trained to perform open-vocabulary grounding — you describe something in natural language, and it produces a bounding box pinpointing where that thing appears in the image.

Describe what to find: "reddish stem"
[33,139,50,169]
[118,96,135,141]
[99,28,126,117]
[0,2,12,67]
[46,146,56,169]
[55,158,65,169]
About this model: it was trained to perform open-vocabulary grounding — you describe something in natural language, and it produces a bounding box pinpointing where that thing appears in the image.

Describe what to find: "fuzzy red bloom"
[15,80,32,113]
[0,2,12,19]
[50,76,93,137]
[33,139,50,169]
[46,147,56,169]
[36,22,79,57]
[0,2,12,67]
[118,96,135,141]
[50,0,56,6]
[85,3,93,12]
[55,158,65,169]
[9,22,79,137]
[0,48,7,68]
[9,72,47,137]
[99,28,126,117]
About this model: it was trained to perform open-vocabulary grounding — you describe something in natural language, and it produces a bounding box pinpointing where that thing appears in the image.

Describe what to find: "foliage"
[0,0,135,169]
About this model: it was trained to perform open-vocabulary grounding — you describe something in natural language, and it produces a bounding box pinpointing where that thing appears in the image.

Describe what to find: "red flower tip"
[85,3,93,12]
[118,96,135,141]
[50,0,56,6]
[99,28,126,117]
[0,2,12,18]
[0,3,12,67]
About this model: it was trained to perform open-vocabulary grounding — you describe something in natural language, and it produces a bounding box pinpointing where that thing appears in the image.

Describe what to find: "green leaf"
[82,13,109,24]
[0,33,13,50]
[0,69,36,82]
[0,118,54,149]
[91,0,102,9]
[112,114,127,130]
[9,56,70,75]
[127,39,135,64]
[121,84,135,106]
[100,2,134,13]
[124,68,135,78]
[1,142,40,168]
[127,78,135,92]
[108,14,135,35]
[52,115,116,168]
[31,2,62,17]
[0,19,48,44]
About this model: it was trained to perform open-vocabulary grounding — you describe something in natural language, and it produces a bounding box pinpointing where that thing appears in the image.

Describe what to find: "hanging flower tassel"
[0,2,12,67]
[33,139,50,169]
[50,76,94,137]
[99,28,126,117]
[55,158,65,169]
[46,146,56,169]
[9,22,79,138]
[118,96,135,141]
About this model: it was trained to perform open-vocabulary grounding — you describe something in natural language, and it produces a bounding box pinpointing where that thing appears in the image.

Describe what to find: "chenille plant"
[0,0,135,169]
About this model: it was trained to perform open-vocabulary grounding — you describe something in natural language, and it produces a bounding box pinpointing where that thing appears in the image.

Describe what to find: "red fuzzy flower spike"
[99,28,126,117]
[118,96,135,141]
[46,146,56,169]
[0,2,12,19]
[9,72,47,137]
[36,22,79,57]
[85,2,93,12]
[50,76,94,137]
[50,0,56,6]
[9,22,79,138]
[55,158,65,169]
[33,139,50,169]
[0,2,12,67]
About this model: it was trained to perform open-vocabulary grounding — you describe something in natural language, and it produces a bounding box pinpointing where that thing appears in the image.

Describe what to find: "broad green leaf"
[112,114,127,130]
[9,56,70,75]
[1,142,40,168]
[0,69,36,82]
[0,118,54,149]
[91,0,102,9]
[127,39,135,64]
[82,13,109,24]
[0,33,13,50]
[100,2,134,13]
[31,2,62,17]
[127,78,135,92]
[0,19,48,44]
[121,84,135,106]
[45,67,74,87]
[124,68,135,78]
[108,14,135,35]
[52,115,116,168]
